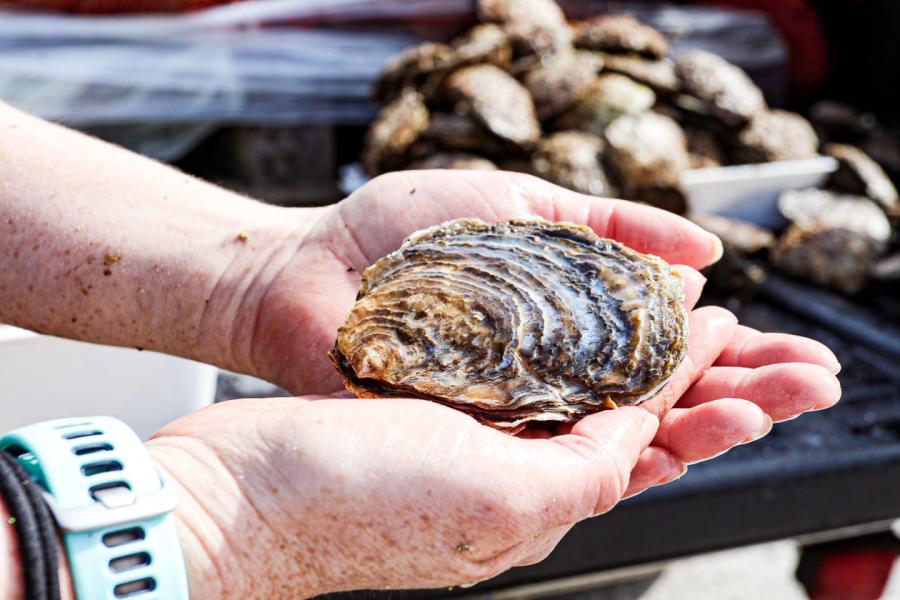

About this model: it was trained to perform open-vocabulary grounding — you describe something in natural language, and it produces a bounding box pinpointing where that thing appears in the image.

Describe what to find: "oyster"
[598,52,679,93]
[603,111,690,189]
[573,15,669,59]
[771,189,891,293]
[362,89,430,176]
[373,43,455,101]
[555,74,656,135]
[477,0,572,58]
[823,144,898,214]
[408,153,498,170]
[530,131,615,196]
[689,213,772,292]
[423,112,504,154]
[684,125,725,169]
[524,50,603,120]
[733,110,818,163]
[675,50,766,126]
[330,219,687,432]
[444,64,541,148]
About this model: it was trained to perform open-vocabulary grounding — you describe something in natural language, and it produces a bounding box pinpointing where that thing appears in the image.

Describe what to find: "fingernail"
[829,356,842,375]
[744,414,774,444]
[709,234,724,264]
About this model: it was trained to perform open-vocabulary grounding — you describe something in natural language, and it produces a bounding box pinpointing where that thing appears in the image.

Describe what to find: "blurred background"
[0,0,898,598]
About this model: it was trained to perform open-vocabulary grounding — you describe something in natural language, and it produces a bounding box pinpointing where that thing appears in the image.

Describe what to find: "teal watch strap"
[0,417,189,599]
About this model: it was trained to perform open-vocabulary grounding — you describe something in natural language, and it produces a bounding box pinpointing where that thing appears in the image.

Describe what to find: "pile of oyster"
[362,0,820,214]
[330,219,687,432]
[362,0,900,295]
[695,140,899,295]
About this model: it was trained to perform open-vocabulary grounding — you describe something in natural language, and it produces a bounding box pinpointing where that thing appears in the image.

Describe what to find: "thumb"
[551,407,659,516]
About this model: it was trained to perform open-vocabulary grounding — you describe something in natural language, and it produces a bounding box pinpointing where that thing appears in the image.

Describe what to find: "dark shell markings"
[330,219,687,432]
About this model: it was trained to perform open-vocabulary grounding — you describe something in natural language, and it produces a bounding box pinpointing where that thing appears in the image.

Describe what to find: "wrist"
[186,203,327,377]
[145,436,325,599]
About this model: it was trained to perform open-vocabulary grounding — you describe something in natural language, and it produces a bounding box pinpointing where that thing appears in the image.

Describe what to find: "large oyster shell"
[330,219,687,432]
[733,110,818,164]
[362,89,430,176]
[530,131,615,196]
[555,74,656,135]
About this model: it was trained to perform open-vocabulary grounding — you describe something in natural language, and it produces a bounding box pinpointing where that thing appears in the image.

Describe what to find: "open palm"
[250,170,841,492]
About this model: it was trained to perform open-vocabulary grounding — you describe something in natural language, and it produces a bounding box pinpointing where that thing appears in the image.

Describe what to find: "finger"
[671,264,706,311]
[715,325,841,374]
[550,407,658,516]
[677,364,842,421]
[653,399,772,463]
[623,446,686,499]
[639,306,739,419]
[518,175,723,268]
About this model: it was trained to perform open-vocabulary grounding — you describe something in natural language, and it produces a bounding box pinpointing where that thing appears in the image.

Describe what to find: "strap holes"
[73,442,114,456]
[113,577,156,597]
[102,527,145,548]
[80,460,123,477]
[109,552,151,573]
[63,430,103,440]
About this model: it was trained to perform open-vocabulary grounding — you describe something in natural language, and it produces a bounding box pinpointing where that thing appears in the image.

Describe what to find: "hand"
[238,169,840,488]
[147,395,660,598]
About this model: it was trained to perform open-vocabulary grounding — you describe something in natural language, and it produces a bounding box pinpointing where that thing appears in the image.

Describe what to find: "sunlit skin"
[0,104,841,599]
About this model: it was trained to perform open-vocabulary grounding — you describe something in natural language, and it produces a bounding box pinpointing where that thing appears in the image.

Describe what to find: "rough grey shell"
[733,110,819,164]
[555,74,656,135]
[524,50,603,120]
[771,189,890,293]
[573,14,669,59]
[362,89,430,176]
[823,143,899,214]
[530,130,615,196]
[603,111,690,189]
[330,219,688,432]
[444,64,541,148]
[675,50,766,126]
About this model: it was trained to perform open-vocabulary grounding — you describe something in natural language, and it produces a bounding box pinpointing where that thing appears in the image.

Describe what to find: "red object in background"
[696,0,829,96]
[809,548,897,600]
[0,0,235,13]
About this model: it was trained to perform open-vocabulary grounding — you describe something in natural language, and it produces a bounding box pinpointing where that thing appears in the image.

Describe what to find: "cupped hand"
[244,170,841,487]
[147,395,659,598]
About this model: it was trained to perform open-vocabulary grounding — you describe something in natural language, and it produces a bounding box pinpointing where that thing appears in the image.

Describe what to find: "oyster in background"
[823,143,899,215]
[423,112,504,154]
[555,73,656,135]
[330,219,687,432]
[573,14,669,59]
[444,64,541,148]
[373,43,456,102]
[684,125,725,169]
[598,53,679,94]
[530,130,614,196]
[675,50,766,126]
[771,189,891,294]
[477,0,572,58]
[408,153,498,170]
[689,213,773,293]
[603,111,690,190]
[362,89,430,176]
[524,50,602,120]
[733,110,819,164]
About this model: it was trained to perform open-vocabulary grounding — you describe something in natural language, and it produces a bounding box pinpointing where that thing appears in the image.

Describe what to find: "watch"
[0,416,189,599]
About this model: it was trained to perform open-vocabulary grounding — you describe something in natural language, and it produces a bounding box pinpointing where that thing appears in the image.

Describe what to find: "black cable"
[0,451,60,600]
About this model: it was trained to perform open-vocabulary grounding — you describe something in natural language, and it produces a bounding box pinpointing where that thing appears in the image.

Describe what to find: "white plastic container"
[0,326,217,439]
[681,156,838,228]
